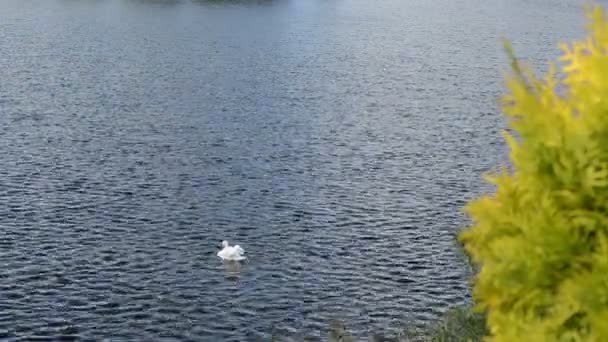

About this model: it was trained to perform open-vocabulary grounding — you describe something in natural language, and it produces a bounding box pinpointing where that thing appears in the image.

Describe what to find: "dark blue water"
[0,0,589,340]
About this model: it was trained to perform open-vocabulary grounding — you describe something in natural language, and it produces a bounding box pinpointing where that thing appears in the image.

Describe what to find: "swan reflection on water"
[222,260,247,281]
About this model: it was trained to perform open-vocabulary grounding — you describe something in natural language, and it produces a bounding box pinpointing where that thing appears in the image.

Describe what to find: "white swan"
[217,240,247,261]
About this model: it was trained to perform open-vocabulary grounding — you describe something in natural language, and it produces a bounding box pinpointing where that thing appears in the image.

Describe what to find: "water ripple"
[0,0,585,340]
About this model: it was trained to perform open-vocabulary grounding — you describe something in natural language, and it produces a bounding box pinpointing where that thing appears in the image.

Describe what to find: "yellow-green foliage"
[460,5,608,342]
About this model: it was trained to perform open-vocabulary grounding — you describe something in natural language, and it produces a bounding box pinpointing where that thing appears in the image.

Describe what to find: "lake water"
[0,0,590,340]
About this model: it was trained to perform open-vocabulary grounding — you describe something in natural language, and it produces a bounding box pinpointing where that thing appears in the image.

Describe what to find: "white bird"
[217,240,247,261]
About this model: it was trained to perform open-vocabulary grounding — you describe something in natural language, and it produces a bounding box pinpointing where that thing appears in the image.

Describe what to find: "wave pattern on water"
[0,0,586,340]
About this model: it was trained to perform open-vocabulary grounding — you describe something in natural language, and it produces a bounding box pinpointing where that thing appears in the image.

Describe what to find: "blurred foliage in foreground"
[460,4,608,341]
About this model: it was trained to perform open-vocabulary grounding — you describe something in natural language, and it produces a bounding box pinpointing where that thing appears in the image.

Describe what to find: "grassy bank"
[269,306,486,341]
[407,307,486,342]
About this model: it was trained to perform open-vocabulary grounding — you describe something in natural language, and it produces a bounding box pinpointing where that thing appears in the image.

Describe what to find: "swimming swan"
[217,240,247,261]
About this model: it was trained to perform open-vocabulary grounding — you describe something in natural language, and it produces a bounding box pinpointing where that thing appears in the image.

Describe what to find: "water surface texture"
[0,0,590,340]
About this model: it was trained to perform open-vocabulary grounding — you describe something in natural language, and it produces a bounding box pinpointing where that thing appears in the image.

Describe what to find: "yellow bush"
[460,5,608,341]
